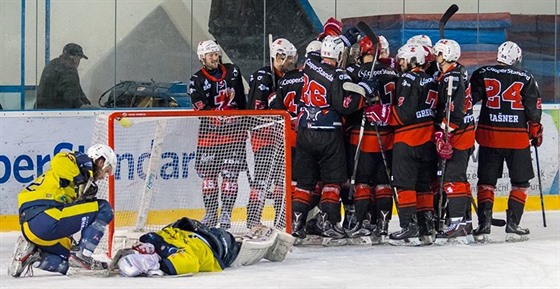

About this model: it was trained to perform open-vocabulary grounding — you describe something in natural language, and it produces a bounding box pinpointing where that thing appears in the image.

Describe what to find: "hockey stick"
[439,4,459,39]
[268,34,276,91]
[437,77,454,230]
[347,22,380,201]
[534,145,547,227]
[353,22,400,210]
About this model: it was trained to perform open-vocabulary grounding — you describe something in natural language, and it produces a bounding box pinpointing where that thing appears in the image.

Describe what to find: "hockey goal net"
[91,110,292,256]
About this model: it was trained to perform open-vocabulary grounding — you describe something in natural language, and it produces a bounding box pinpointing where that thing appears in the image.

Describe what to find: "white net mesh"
[92,110,291,256]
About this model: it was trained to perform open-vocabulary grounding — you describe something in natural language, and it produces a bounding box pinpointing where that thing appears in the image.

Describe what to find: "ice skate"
[345,220,374,245]
[417,211,435,245]
[473,210,492,243]
[69,251,108,270]
[219,210,232,230]
[201,211,218,228]
[389,222,421,246]
[434,217,468,245]
[8,236,42,277]
[505,210,530,242]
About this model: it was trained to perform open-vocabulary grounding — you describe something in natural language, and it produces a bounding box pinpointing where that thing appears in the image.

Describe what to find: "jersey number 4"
[484,79,524,110]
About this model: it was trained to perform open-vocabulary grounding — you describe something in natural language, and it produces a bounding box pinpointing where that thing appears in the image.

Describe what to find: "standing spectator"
[470,41,542,242]
[189,40,247,229]
[35,43,91,109]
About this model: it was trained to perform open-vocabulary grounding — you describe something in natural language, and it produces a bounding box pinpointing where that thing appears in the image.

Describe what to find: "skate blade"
[389,237,421,246]
[346,236,373,246]
[466,234,476,244]
[370,235,386,245]
[505,233,530,243]
[434,236,469,246]
[321,237,347,246]
[419,235,434,245]
[474,234,491,243]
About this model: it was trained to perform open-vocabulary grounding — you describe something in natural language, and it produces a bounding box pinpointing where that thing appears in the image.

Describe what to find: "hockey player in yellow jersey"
[8,144,117,277]
[115,216,295,277]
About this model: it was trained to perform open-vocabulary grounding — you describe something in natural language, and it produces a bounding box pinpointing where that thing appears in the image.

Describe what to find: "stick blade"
[439,4,459,39]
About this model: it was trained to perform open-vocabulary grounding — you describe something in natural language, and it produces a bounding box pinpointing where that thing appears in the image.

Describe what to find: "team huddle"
[188,17,542,246]
[8,16,543,278]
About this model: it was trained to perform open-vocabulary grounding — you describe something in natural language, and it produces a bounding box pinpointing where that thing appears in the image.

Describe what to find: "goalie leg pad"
[264,230,295,262]
[229,225,278,268]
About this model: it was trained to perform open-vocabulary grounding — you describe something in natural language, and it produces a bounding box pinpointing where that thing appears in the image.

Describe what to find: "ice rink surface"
[1,211,559,289]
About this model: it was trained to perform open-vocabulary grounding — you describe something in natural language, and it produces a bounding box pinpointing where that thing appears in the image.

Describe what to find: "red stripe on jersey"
[476,124,530,149]
[393,121,434,147]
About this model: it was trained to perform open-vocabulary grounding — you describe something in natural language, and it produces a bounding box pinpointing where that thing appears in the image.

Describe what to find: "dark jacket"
[35,55,90,109]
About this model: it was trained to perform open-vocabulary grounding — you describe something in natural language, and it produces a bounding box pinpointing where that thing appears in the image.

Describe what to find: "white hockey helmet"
[87,144,117,174]
[305,40,322,57]
[433,39,461,62]
[497,41,522,65]
[321,35,345,63]
[271,38,297,60]
[407,34,433,48]
[396,43,426,66]
[197,40,221,61]
[379,35,390,56]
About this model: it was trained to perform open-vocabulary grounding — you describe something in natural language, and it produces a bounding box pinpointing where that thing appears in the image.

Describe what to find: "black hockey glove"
[79,181,98,201]
[358,79,380,105]
[340,27,360,47]
[73,152,93,186]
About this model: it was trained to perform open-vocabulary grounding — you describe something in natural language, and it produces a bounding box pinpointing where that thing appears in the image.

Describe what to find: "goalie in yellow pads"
[115,217,295,277]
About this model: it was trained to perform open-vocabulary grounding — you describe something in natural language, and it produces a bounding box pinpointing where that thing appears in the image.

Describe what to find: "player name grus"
[488,113,519,123]
[304,59,334,82]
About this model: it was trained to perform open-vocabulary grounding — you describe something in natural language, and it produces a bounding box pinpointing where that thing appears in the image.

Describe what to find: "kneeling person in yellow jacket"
[116,217,295,277]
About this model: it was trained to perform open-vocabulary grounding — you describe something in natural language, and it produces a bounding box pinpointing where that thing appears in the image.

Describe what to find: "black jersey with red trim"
[346,59,399,152]
[470,64,542,149]
[273,68,304,117]
[388,68,438,147]
[189,63,246,111]
[189,63,247,147]
[435,63,475,150]
[247,65,283,110]
[298,57,364,129]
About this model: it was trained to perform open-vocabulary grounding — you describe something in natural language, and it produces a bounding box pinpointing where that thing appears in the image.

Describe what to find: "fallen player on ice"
[111,216,295,277]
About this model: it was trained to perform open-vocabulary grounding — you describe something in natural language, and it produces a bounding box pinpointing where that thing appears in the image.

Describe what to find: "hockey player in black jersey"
[343,35,398,242]
[291,35,373,242]
[366,43,439,245]
[246,38,298,228]
[432,39,476,244]
[189,40,247,230]
[470,41,542,242]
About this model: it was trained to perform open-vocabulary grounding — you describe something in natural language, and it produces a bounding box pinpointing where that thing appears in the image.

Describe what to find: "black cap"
[63,43,88,59]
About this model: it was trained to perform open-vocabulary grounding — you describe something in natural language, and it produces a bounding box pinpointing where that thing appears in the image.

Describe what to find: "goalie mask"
[433,39,461,62]
[397,43,426,71]
[321,35,345,64]
[87,144,117,176]
[497,41,522,66]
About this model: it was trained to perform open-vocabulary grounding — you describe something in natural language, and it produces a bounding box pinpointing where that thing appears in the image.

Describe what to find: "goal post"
[92,110,293,256]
